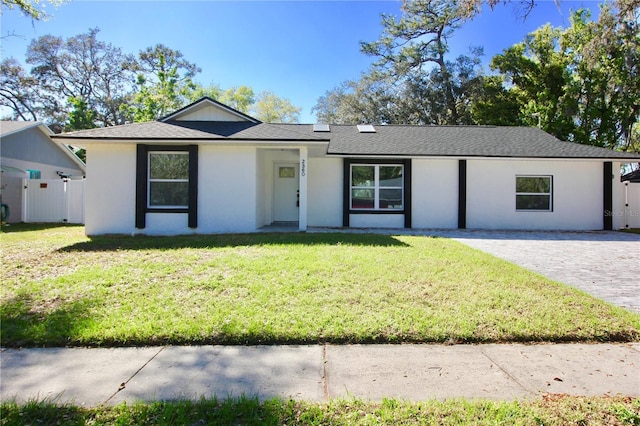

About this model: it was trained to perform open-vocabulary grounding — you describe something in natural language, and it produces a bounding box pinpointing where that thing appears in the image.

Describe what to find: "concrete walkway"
[2,343,639,405]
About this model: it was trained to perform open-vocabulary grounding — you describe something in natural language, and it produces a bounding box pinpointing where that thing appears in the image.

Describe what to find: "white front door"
[273,163,299,222]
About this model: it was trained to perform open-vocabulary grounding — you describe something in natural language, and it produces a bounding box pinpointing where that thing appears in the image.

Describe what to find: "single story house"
[52,97,640,235]
[1,121,86,223]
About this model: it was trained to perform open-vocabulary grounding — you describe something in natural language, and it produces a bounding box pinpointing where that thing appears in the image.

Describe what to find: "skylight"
[357,124,376,133]
[313,123,330,132]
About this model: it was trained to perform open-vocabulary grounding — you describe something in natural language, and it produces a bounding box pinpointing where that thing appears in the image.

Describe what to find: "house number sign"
[301,159,306,177]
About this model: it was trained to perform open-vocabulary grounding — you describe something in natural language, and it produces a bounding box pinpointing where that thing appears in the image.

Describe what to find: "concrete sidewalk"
[2,343,639,406]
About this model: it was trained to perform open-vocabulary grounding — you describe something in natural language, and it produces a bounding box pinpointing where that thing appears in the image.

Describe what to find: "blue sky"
[1,0,601,123]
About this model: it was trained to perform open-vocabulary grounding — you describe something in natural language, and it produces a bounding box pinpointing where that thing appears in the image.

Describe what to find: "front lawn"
[1,224,639,346]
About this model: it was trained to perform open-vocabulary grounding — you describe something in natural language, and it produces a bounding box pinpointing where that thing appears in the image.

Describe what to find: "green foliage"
[186,82,223,103]
[66,96,96,131]
[252,90,301,123]
[121,44,199,122]
[221,85,255,113]
[470,76,522,126]
[479,7,640,150]
[2,31,301,126]
[0,0,66,21]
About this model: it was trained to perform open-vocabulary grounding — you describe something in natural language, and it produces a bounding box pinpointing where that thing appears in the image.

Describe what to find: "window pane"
[379,166,403,187]
[352,189,374,209]
[150,182,189,207]
[150,153,189,179]
[516,176,550,194]
[379,189,402,209]
[279,167,295,178]
[352,166,374,187]
[516,195,550,210]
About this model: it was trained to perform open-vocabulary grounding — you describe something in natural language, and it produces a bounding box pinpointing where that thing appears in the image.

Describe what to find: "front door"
[273,163,299,223]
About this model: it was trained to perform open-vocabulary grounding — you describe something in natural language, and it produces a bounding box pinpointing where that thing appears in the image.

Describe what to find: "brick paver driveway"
[431,230,640,313]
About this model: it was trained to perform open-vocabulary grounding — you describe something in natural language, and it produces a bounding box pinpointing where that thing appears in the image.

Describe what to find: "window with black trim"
[516,175,552,211]
[148,151,189,208]
[350,164,403,210]
[136,144,198,229]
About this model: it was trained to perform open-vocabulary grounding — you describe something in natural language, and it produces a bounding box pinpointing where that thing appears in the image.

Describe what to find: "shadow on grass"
[2,397,301,424]
[0,292,97,347]
[0,223,83,233]
[58,232,410,252]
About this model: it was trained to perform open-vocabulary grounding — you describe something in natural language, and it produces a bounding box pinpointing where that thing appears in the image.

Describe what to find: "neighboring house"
[1,121,86,223]
[52,97,640,235]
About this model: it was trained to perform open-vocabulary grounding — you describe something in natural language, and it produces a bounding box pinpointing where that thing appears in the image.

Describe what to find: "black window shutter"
[458,159,467,229]
[188,145,198,228]
[404,159,412,228]
[135,144,148,229]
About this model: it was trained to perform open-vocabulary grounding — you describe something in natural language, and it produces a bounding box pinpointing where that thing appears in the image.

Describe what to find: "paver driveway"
[430,230,640,313]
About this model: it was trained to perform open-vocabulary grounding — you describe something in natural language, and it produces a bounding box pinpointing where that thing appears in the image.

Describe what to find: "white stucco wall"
[84,144,136,235]
[308,157,342,227]
[466,159,603,230]
[85,144,259,235]
[411,159,459,229]
[349,214,405,228]
[197,145,257,233]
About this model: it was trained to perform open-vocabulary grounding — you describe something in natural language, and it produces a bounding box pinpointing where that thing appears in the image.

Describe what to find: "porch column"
[299,147,308,231]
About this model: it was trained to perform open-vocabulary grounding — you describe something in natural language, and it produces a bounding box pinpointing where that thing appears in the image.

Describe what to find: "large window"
[351,164,403,210]
[148,152,189,208]
[516,175,552,211]
[136,144,198,229]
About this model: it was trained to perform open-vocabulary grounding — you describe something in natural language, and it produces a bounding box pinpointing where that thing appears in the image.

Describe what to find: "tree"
[252,91,301,123]
[479,7,640,149]
[487,24,576,140]
[0,58,42,121]
[1,0,66,21]
[470,75,522,126]
[186,83,223,104]
[25,28,134,127]
[313,72,401,124]
[314,0,486,125]
[66,96,96,131]
[361,0,470,125]
[220,86,255,113]
[122,44,200,121]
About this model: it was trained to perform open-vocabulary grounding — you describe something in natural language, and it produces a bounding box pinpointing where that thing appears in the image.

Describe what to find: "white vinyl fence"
[23,178,85,224]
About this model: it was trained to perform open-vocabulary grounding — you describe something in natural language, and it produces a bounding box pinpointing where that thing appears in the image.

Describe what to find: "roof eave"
[50,136,331,147]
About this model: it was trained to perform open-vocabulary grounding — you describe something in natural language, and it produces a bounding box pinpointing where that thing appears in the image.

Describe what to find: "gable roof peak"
[159,97,261,123]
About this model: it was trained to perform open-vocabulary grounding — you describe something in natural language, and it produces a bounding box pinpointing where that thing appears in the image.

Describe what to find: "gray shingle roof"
[319,125,640,159]
[53,121,327,142]
[52,121,640,160]
[0,121,46,137]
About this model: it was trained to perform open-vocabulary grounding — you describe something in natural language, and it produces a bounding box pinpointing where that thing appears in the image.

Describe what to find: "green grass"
[1,396,639,425]
[1,224,639,346]
[621,228,640,234]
